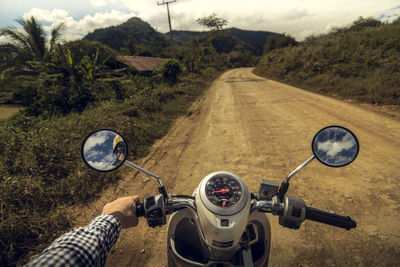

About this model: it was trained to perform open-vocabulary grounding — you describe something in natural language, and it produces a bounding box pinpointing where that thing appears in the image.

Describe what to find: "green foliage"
[226,50,256,68]
[0,69,218,266]
[263,33,298,54]
[350,17,382,30]
[210,31,236,53]
[255,17,400,105]
[0,13,235,266]
[0,16,63,62]
[120,39,136,55]
[84,17,168,51]
[160,59,181,84]
[196,13,228,30]
[7,39,122,116]
[166,28,273,55]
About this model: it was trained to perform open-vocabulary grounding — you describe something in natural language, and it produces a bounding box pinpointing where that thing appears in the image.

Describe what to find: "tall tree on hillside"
[0,16,64,62]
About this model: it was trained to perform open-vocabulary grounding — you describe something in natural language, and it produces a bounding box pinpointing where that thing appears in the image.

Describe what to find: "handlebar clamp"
[144,194,166,228]
[279,196,306,229]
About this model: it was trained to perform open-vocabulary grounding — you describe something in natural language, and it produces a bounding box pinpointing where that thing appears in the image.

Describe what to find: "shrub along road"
[75,68,400,266]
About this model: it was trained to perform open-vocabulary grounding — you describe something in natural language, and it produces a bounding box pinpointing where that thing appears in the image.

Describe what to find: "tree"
[0,16,64,61]
[196,13,228,31]
[351,17,382,29]
[263,34,298,54]
[160,59,181,84]
[121,39,136,56]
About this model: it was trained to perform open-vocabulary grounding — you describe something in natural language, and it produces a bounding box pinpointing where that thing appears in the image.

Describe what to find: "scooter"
[81,126,359,267]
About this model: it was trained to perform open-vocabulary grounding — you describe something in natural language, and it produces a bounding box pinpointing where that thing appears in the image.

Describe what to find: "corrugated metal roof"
[117,55,166,71]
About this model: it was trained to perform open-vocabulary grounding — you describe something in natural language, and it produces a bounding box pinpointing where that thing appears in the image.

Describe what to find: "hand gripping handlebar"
[136,202,145,217]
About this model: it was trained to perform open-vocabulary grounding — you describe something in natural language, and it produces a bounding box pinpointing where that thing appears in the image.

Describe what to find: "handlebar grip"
[305,206,356,230]
[136,202,145,217]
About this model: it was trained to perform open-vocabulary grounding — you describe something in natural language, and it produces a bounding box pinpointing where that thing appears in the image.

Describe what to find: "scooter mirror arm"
[278,155,315,200]
[284,155,315,184]
[124,160,169,200]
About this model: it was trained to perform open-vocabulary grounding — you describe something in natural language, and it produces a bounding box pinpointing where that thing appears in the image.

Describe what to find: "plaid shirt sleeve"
[25,214,121,267]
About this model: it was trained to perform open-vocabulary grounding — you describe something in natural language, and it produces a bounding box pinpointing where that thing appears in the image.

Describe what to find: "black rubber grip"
[136,202,145,217]
[306,206,356,230]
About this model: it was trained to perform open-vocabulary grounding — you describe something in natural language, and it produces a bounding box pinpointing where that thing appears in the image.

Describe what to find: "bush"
[160,59,181,84]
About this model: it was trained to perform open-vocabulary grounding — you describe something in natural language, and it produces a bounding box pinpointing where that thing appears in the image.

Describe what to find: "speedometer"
[205,174,242,207]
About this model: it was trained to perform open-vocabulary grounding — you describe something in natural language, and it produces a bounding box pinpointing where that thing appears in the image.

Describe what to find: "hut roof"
[116,55,166,71]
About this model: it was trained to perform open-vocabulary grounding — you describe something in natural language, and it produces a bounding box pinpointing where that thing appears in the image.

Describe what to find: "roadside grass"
[0,71,217,266]
[254,18,400,106]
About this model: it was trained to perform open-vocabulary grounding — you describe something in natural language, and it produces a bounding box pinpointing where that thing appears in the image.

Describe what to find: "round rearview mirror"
[312,126,359,167]
[81,129,128,172]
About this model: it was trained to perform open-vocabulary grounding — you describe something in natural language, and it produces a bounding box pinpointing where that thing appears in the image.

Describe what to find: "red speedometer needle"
[223,200,227,207]
[213,189,230,194]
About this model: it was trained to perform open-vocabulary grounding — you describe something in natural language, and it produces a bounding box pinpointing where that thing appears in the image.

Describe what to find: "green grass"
[254,17,400,106]
[0,71,217,266]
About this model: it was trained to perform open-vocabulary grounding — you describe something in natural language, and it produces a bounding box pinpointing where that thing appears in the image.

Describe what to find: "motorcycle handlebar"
[136,202,145,217]
[305,206,356,230]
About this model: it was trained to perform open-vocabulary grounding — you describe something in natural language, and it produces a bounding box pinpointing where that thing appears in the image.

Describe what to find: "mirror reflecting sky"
[313,127,359,167]
[82,130,125,171]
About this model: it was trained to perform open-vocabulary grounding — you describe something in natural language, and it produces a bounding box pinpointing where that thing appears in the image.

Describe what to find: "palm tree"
[0,16,64,106]
[0,16,64,61]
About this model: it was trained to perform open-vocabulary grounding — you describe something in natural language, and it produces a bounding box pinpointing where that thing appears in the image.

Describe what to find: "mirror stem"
[284,155,315,184]
[124,160,169,200]
[278,155,315,201]
[124,160,163,187]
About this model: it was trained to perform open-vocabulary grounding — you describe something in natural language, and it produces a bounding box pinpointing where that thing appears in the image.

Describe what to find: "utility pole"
[157,0,176,45]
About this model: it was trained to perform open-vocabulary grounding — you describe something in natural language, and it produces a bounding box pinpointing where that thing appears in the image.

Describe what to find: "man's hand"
[102,196,140,228]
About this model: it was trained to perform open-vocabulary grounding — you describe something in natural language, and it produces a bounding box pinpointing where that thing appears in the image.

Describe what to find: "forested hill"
[166,28,274,55]
[84,17,275,55]
[84,17,169,51]
[255,17,400,106]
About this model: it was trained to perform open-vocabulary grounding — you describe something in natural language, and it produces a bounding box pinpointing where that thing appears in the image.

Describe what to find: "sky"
[0,0,399,42]
[314,127,358,166]
[83,130,120,171]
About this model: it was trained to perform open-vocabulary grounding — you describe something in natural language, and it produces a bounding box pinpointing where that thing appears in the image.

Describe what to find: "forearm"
[26,214,121,267]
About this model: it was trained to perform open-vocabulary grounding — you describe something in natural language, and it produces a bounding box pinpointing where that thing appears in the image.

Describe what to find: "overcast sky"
[0,0,399,42]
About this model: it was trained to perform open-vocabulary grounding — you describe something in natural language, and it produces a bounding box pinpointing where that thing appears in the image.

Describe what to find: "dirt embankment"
[75,68,400,266]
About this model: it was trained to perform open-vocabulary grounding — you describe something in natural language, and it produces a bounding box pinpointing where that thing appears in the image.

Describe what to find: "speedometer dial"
[205,174,242,207]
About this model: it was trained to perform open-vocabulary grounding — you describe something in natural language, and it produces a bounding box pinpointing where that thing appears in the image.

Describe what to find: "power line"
[157,0,176,45]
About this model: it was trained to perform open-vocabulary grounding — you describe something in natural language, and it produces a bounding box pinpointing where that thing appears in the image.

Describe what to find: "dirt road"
[77,68,400,266]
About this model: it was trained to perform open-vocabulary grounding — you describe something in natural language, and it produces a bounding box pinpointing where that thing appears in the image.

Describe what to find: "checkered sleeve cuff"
[25,214,121,267]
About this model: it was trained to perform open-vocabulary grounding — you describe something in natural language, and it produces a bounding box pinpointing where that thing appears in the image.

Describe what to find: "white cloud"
[16,0,400,42]
[83,130,109,154]
[90,0,107,7]
[315,130,358,166]
[88,158,115,170]
[116,0,399,40]
[23,8,136,41]
[377,5,400,21]
[317,133,355,158]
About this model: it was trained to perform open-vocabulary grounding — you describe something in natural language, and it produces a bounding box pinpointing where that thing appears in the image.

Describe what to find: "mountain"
[166,28,275,55]
[84,17,168,51]
[84,17,277,56]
